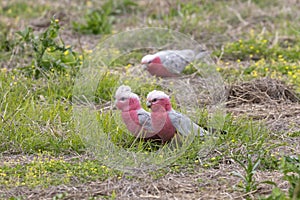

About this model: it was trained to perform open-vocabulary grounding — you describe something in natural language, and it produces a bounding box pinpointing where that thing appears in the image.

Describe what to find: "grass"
[0,1,48,19]
[0,72,82,154]
[0,0,300,199]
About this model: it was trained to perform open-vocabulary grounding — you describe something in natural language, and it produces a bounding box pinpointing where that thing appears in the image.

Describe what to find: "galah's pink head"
[146,90,172,112]
[115,85,141,111]
[141,54,161,69]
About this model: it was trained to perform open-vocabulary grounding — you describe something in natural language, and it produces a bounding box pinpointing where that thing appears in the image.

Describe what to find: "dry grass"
[226,78,300,133]
[227,78,299,107]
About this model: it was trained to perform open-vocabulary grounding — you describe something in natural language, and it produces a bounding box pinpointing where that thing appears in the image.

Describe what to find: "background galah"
[141,49,208,77]
[146,90,208,143]
[115,85,158,139]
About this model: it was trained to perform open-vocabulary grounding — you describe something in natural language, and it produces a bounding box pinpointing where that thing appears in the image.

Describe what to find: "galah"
[115,85,158,139]
[146,90,208,143]
[141,49,208,77]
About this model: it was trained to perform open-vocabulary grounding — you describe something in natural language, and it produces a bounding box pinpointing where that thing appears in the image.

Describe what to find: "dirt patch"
[227,103,300,132]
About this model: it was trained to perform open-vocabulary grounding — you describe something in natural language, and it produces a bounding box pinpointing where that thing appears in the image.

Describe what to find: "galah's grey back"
[168,109,208,137]
[157,49,208,74]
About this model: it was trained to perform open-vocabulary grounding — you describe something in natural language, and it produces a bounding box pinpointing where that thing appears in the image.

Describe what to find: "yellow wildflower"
[250,29,254,37]
[1,68,7,73]
[86,1,92,6]
[251,70,257,77]
[292,75,297,79]
[86,50,93,54]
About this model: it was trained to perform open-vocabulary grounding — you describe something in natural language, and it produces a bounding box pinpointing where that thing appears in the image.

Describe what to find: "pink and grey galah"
[146,90,208,143]
[141,49,208,77]
[115,85,157,139]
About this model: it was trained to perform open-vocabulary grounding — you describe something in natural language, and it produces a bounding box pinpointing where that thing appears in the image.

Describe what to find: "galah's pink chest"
[121,111,141,136]
[151,112,176,142]
[148,63,177,77]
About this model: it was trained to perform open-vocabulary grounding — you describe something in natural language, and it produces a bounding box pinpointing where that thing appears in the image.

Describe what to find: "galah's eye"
[120,97,126,101]
[148,60,152,64]
[152,98,157,102]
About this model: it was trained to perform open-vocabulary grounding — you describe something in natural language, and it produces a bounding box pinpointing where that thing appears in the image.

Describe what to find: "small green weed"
[73,8,113,35]
[73,0,138,35]
[281,155,300,199]
[16,18,81,78]
[232,153,269,193]
[262,155,300,200]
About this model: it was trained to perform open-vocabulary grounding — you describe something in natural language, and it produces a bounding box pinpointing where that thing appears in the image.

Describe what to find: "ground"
[0,0,300,199]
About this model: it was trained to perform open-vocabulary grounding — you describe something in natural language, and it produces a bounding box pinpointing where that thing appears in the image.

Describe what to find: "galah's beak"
[146,101,152,108]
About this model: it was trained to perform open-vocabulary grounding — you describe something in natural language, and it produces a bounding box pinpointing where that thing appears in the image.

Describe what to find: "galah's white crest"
[146,90,208,143]
[141,49,208,77]
[115,85,158,139]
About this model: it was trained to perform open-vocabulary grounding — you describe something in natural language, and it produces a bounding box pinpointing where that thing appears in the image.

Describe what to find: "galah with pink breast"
[141,49,208,77]
[146,90,208,143]
[115,85,157,139]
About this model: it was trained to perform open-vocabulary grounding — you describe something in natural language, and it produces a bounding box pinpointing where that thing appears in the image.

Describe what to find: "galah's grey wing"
[168,109,208,137]
[159,50,195,74]
[137,108,154,133]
